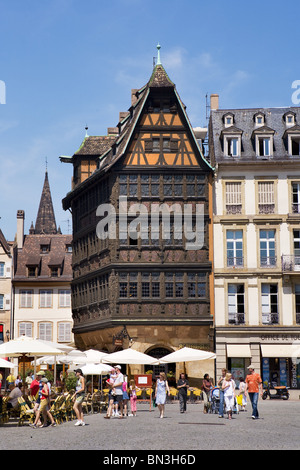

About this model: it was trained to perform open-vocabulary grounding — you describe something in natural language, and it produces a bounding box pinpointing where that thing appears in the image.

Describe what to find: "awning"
[261,344,300,358]
[226,344,252,358]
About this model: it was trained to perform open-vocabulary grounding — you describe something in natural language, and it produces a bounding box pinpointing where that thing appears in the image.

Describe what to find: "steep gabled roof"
[0,229,12,256]
[99,62,213,173]
[13,234,72,282]
[62,57,213,208]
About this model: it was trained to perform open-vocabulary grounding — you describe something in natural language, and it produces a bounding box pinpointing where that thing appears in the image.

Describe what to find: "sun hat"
[114,365,121,370]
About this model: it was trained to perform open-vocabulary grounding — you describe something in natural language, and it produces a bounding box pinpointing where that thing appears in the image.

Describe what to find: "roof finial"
[45,156,48,173]
[157,43,161,65]
[85,124,89,138]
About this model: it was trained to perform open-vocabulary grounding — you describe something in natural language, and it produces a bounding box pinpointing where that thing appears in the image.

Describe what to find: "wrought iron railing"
[281,255,300,272]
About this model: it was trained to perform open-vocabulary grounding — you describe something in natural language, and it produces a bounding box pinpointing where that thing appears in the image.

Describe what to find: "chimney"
[119,111,129,122]
[107,127,119,136]
[210,94,219,111]
[131,89,139,106]
[17,210,25,249]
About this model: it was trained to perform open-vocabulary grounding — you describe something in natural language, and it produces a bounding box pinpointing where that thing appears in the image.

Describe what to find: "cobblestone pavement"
[1,399,299,451]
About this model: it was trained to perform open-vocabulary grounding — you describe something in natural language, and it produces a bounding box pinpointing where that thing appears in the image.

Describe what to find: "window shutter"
[226,182,241,205]
[258,182,274,205]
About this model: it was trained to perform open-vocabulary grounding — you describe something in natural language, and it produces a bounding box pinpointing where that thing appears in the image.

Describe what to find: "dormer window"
[284,112,296,127]
[221,126,243,158]
[258,137,271,157]
[283,124,300,156]
[225,137,239,157]
[254,113,265,127]
[223,113,234,128]
[252,126,275,158]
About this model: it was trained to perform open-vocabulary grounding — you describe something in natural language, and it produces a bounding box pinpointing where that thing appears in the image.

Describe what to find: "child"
[238,377,247,411]
[129,379,140,416]
[122,377,129,417]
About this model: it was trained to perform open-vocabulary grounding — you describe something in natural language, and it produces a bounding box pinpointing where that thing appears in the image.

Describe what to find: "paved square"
[0,399,299,450]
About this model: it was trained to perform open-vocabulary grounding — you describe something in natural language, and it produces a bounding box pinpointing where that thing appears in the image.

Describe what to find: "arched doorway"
[145,347,176,384]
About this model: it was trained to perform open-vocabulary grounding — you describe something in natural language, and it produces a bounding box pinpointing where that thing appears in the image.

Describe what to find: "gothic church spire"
[34,171,57,234]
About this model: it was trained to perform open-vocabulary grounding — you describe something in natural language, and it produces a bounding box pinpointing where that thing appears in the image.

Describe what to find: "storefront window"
[227,358,245,388]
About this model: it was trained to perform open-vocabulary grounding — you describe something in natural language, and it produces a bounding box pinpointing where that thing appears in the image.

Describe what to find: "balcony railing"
[227,257,244,268]
[228,313,245,325]
[281,255,300,272]
[260,256,277,268]
[262,313,279,325]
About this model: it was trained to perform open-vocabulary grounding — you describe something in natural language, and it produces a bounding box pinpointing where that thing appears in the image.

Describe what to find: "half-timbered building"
[61,51,214,379]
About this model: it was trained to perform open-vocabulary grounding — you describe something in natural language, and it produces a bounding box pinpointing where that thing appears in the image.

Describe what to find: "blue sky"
[0,0,299,241]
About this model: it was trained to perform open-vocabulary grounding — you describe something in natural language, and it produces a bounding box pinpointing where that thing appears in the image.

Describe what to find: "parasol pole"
[54,356,57,391]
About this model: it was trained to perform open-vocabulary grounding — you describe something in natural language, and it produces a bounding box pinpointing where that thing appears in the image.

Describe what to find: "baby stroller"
[210,387,220,414]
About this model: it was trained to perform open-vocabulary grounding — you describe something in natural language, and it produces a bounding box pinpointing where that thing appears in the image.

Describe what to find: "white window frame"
[285,113,295,127]
[59,289,71,308]
[224,114,234,127]
[256,135,272,157]
[224,135,241,157]
[39,322,52,341]
[226,230,243,267]
[19,322,33,337]
[40,290,52,308]
[258,181,275,214]
[261,283,279,324]
[259,229,276,267]
[255,113,265,126]
[20,289,33,308]
[292,182,300,214]
[288,134,300,156]
[58,322,72,342]
[228,284,245,323]
[225,181,242,214]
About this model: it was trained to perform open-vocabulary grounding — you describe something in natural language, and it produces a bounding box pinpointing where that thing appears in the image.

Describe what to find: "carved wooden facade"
[62,63,214,359]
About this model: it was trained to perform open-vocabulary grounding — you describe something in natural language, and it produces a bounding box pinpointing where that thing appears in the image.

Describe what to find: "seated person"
[7,384,22,410]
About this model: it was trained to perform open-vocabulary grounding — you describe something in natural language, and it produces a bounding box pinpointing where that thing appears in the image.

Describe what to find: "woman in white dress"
[222,373,236,420]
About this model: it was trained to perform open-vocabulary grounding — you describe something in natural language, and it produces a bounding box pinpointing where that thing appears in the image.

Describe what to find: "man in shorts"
[112,365,124,419]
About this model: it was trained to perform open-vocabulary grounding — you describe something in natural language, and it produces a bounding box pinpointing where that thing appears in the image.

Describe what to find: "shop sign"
[260,334,300,341]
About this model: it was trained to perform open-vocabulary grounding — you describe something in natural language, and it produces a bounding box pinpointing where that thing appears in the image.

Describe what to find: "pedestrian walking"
[201,373,213,414]
[104,368,117,419]
[245,365,263,420]
[155,372,170,418]
[238,377,247,411]
[111,365,124,418]
[222,373,236,420]
[177,373,189,413]
[72,369,86,426]
[122,377,129,417]
[128,379,140,416]
[217,368,227,418]
[30,378,56,428]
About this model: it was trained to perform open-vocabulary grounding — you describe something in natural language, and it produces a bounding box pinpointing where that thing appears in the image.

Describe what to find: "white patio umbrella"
[34,341,74,385]
[80,363,113,392]
[101,348,159,365]
[59,349,87,365]
[0,336,64,389]
[0,357,16,368]
[74,349,109,364]
[159,347,216,363]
